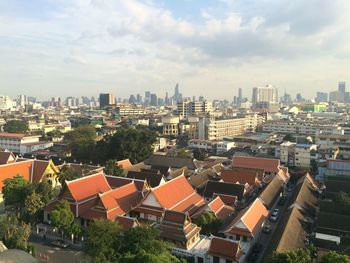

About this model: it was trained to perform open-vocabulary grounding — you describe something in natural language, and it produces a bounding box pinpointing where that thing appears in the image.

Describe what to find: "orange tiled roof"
[0,133,33,139]
[224,198,268,237]
[221,170,258,186]
[233,156,280,173]
[208,237,240,261]
[208,196,235,221]
[65,172,111,202]
[116,159,133,169]
[213,193,237,206]
[98,182,142,219]
[115,216,139,230]
[147,175,205,215]
[0,160,33,190]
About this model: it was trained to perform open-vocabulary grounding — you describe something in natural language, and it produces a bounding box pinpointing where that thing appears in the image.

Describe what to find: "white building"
[0,96,15,111]
[0,133,53,154]
[252,85,278,104]
[162,115,180,136]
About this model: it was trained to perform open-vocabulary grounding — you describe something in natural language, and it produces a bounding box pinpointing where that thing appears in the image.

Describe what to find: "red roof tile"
[0,160,33,190]
[116,159,132,169]
[224,198,268,237]
[115,216,139,230]
[65,172,111,202]
[151,175,205,215]
[208,237,240,261]
[233,156,280,173]
[213,193,237,206]
[98,182,142,219]
[221,169,259,186]
[208,196,235,221]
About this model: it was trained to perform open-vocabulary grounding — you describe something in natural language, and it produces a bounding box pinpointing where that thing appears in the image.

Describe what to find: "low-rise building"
[0,133,52,154]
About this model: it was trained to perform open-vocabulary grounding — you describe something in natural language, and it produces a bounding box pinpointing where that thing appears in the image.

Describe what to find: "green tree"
[64,125,97,161]
[94,128,157,164]
[0,215,31,251]
[120,226,179,263]
[58,166,79,184]
[267,249,311,263]
[2,175,28,208]
[104,160,124,177]
[192,148,207,160]
[320,251,350,263]
[84,219,122,263]
[24,191,45,223]
[51,199,74,236]
[3,119,29,133]
[25,180,55,205]
[193,212,222,235]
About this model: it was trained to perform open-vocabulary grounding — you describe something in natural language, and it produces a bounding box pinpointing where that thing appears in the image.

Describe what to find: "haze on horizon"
[0,0,350,100]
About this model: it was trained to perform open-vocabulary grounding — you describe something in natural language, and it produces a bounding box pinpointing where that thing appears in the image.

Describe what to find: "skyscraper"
[99,93,115,108]
[252,85,278,104]
[338,82,346,93]
[173,83,182,102]
[237,88,242,106]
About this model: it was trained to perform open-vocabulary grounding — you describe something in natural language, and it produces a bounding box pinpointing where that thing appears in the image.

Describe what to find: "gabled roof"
[223,198,268,237]
[233,156,281,173]
[144,155,198,170]
[105,175,147,192]
[203,181,245,200]
[116,159,132,169]
[160,210,201,243]
[151,165,170,176]
[0,160,32,190]
[148,175,205,215]
[208,237,240,261]
[63,163,102,177]
[259,175,284,209]
[0,151,16,165]
[127,170,164,188]
[115,215,139,230]
[221,169,260,186]
[208,196,235,221]
[97,182,142,219]
[65,172,111,202]
[213,193,237,206]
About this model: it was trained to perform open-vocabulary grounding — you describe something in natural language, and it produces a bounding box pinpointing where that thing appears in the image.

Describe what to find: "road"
[29,235,90,263]
[248,188,294,263]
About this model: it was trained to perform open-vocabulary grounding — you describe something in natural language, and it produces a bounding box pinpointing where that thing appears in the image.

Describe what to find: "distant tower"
[237,88,242,107]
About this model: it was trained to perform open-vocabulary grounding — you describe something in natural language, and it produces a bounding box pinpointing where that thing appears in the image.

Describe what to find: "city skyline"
[1,0,350,99]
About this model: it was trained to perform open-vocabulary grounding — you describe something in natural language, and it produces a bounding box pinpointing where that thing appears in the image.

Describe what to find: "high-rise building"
[144,91,151,105]
[338,82,346,93]
[150,93,158,106]
[315,92,328,103]
[252,85,278,105]
[17,94,28,108]
[99,93,115,108]
[0,95,14,110]
[237,88,242,107]
[173,83,182,103]
[136,94,142,104]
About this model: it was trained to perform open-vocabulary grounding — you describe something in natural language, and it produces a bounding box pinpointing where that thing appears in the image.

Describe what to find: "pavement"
[29,234,90,263]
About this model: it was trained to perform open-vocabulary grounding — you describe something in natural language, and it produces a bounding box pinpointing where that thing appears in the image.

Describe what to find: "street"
[29,235,90,263]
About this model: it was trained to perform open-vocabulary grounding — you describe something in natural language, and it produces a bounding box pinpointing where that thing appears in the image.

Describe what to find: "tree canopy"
[0,215,31,251]
[58,165,79,184]
[104,160,124,177]
[2,175,28,207]
[193,211,222,235]
[84,220,181,263]
[334,191,350,205]
[94,128,157,164]
[320,251,350,263]
[268,249,311,263]
[3,119,29,133]
[64,125,97,161]
[51,199,74,235]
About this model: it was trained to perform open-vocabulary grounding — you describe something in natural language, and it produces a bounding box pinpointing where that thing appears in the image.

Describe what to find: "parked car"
[51,239,70,248]
[271,208,279,216]
[269,214,278,222]
[262,223,272,234]
[252,243,262,253]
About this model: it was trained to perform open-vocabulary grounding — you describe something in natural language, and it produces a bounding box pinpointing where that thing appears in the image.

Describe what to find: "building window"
[197,257,204,263]
[236,235,240,241]
[213,256,220,263]
[226,260,233,263]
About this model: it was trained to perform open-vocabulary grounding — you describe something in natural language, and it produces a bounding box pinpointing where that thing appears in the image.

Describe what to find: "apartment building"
[177,101,213,119]
[162,115,180,136]
[0,133,53,154]
[278,142,317,168]
[116,104,146,116]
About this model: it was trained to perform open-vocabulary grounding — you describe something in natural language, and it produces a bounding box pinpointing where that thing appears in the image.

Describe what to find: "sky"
[0,0,350,101]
